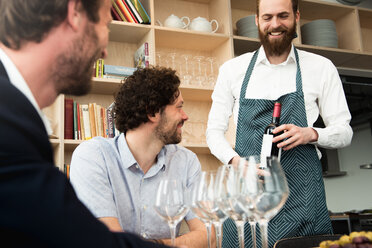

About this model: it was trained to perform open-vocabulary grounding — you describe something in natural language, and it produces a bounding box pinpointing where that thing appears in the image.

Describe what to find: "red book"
[64,98,74,139]
[111,6,123,21]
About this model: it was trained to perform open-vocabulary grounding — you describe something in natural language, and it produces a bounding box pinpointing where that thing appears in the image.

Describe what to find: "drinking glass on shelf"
[181,54,193,86]
[154,179,189,246]
[156,52,162,66]
[206,57,218,88]
[253,156,289,248]
[194,55,206,87]
[216,165,247,248]
[168,52,177,70]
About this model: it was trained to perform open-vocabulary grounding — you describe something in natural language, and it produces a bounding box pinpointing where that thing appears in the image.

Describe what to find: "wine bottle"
[260,102,282,167]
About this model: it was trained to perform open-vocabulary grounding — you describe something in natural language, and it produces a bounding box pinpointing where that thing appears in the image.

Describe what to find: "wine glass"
[238,156,261,248]
[253,156,289,248]
[154,179,189,246]
[181,54,193,86]
[194,55,206,86]
[206,56,217,87]
[193,171,227,248]
[216,165,247,248]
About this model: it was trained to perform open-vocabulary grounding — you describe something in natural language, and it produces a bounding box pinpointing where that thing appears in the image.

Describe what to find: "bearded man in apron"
[206,0,353,247]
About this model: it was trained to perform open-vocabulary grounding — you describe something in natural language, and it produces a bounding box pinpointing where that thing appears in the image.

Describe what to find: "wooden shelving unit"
[44,0,372,171]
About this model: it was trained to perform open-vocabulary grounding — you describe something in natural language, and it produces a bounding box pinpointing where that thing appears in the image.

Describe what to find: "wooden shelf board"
[180,86,213,102]
[49,139,60,148]
[155,27,229,51]
[181,143,211,154]
[91,77,123,95]
[109,21,151,43]
[231,0,256,11]
[64,139,83,151]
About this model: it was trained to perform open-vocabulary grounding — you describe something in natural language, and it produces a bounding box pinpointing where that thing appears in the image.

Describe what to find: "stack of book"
[111,0,150,24]
[103,64,137,80]
[64,99,119,140]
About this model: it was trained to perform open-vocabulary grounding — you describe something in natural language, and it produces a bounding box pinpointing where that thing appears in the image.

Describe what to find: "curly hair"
[0,0,101,50]
[114,66,181,133]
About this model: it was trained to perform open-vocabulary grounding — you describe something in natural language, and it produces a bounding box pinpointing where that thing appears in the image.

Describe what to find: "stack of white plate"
[236,15,258,38]
[336,0,363,5]
[301,19,338,48]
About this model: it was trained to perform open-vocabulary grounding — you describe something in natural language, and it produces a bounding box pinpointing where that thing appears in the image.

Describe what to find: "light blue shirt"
[70,133,201,239]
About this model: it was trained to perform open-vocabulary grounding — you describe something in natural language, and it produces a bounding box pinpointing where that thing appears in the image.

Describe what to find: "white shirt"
[0,48,52,135]
[206,45,353,164]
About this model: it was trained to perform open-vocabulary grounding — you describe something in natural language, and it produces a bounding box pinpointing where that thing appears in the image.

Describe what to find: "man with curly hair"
[70,67,211,248]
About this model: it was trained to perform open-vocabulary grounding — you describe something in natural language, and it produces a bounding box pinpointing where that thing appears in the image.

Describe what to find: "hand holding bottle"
[272,124,319,151]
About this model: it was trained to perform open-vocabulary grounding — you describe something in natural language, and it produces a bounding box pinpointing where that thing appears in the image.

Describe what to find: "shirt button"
[143,205,147,210]
[142,233,147,238]
[136,165,139,169]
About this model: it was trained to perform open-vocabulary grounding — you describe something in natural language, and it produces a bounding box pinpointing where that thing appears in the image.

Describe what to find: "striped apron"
[222,48,332,248]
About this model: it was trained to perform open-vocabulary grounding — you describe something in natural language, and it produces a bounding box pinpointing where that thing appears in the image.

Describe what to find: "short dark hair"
[0,0,101,50]
[114,67,181,133]
[256,0,298,15]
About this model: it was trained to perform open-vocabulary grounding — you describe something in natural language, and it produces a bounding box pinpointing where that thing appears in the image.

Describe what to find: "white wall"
[319,0,372,8]
[324,123,372,213]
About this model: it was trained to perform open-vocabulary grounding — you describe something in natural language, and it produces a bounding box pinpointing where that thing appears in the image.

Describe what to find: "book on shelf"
[81,104,91,140]
[134,42,149,68]
[111,6,124,22]
[130,0,150,24]
[124,0,143,24]
[64,164,70,180]
[64,98,74,139]
[115,0,136,23]
[89,103,97,138]
[73,101,78,140]
[112,1,127,22]
[122,0,139,23]
[95,59,104,78]
[79,104,85,140]
[104,64,137,77]
[106,102,115,138]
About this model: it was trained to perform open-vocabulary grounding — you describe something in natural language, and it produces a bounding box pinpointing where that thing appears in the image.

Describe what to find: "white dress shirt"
[206,45,353,164]
[0,48,52,135]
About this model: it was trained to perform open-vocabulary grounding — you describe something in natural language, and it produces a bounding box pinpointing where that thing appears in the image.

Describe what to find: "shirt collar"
[119,133,167,173]
[256,44,296,66]
[0,48,52,135]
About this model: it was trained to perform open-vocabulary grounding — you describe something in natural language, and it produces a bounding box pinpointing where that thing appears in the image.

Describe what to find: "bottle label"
[260,134,273,168]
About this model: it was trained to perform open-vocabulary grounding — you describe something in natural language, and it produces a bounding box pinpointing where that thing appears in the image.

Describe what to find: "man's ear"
[66,0,83,31]
[148,112,160,123]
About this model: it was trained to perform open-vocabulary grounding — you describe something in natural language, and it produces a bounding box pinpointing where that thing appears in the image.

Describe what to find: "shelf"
[50,139,60,148]
[180,85,213,101]
[91,77,123,95]
[359,8,372,53]
[179,143,211,154]
[155,27,229,51]
[109,21,151,43]
[233,36,260,56]
[322,171,347,178]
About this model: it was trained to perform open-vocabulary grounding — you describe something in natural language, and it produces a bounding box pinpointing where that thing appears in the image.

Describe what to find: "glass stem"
[235,220,245,248]
[249,220,257,248]
[205,221,212,248]
[214,222,223,248]
[259,220,269,248]
[169,222,177,246]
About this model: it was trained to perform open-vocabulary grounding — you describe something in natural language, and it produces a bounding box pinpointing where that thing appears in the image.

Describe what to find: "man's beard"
[53,23,102,96]
[155,112,183,145]
[259,21,297,57]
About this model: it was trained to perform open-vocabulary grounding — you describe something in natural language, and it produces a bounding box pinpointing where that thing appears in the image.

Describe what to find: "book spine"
[116,0,135,23]
[73,101,78,140]
[81,104,91,140]
[89,103,97,138]
[79,104,85,140]
[121,0,139,23]
[111,6,123,21]
[130,0,150,24]
[112,0,127,22]
[96,104,103,137]
[125,0,143,23]
[107,103,115,138]
[64,98,74,139]
[102,107,107,138]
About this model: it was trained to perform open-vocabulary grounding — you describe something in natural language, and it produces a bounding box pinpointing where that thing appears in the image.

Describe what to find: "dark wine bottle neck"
[272,116,280,125]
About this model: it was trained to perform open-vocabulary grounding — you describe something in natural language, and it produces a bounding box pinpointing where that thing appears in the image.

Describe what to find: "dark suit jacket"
[0,61,167,248]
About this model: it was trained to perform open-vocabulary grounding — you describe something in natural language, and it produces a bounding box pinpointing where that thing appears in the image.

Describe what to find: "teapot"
[189,17,219,33]
[156,14,190,29]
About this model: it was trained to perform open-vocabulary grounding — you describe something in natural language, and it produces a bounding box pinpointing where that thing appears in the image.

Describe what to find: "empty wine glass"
[193,171,227,248]
[206,57,217,87]
[253,156,289,248]
[194,55,206,87]
[156,52,162,66]
[216,165,247,248]
[168,52,177,70]
[238,156,261,248]
[154,179,189,246]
